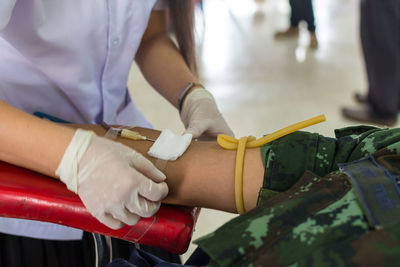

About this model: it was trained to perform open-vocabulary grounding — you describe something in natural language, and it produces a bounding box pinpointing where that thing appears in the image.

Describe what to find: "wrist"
[177,82,205,113]
[56,129,96,193]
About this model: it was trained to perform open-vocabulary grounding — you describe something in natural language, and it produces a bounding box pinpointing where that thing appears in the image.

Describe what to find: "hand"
[56,130,168,229]
[180,88,234,138]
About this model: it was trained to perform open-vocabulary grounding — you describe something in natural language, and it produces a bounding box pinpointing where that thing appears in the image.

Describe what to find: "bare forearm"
[0,100,75,177]
[135,16,199,107]
[68,124,264,213]
[0,102,263,212]
[165,140,264,213]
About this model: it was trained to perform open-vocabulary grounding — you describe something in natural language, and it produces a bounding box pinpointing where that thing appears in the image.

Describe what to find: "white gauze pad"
[148,129,192,161]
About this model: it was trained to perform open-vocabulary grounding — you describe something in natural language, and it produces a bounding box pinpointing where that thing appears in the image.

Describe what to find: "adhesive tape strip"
[155,159,168,172]
[104,128,119,140]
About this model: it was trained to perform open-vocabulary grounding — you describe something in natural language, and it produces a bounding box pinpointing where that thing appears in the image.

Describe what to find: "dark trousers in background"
[362,0,400,117]
[289,0,316,32]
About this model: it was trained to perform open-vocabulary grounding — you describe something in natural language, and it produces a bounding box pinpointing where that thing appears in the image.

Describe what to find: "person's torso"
[0,0,161,240]
[0,0,157,125]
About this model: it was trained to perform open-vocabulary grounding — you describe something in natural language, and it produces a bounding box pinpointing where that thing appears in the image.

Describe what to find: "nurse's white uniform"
[0,0,166,240]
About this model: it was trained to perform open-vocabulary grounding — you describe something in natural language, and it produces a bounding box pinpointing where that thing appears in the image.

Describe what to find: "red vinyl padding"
[0,161,199,254]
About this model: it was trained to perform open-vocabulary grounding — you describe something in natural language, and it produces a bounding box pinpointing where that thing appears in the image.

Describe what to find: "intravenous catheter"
[101,122,155,142]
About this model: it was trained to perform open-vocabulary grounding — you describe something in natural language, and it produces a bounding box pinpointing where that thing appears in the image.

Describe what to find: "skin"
[135,11,201,107]
[0,10,199,178]
[69,124,264,213]
[0,10,264,214]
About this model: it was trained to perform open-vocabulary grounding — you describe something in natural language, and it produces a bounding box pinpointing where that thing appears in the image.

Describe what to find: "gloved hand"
[56,129,168,229]
[180,88,234,138]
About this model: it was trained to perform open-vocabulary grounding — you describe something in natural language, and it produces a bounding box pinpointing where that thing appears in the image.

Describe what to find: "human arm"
[88,124,400,213]
[0,99,75,177]
[66,124,265,213]
[135,10,197,108]
[0,100,168,229]
[135,10,234,138]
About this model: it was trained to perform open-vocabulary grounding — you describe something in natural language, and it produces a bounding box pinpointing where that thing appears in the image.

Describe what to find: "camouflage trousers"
[195,126,400,267]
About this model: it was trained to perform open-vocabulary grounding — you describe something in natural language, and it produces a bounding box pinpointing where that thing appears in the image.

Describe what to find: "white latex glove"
[56,129,168,229]
[180,88,234,138]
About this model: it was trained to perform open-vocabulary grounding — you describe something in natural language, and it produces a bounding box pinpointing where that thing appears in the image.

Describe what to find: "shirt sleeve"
[0,0,16,31]
[153,0,168,10]
[259,126,400,192]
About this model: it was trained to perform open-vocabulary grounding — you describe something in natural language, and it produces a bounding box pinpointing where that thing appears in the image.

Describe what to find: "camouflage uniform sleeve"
[194,126,400,267]
[259,126,400,198]
[195,171,368,266]
[196,156,400,266]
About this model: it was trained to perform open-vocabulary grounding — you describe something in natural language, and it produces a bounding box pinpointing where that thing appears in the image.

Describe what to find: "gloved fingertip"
[109,222,125,230]
[138,180,169,202]
[153,168,166,181]
[100,215,124,230]
[122,212,141,226]
[151,182,169,202]
[154,182,169,201]
[130,198,161,218]
[144,201,161,218]
[130,152,166,182]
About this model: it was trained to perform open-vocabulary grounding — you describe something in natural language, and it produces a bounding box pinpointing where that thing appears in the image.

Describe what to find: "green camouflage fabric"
[339,155,400,229]
[257,125,400,205]
[195,126,400,267]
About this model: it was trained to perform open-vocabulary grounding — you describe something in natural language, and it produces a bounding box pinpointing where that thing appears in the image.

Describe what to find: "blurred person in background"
[342,0,400,126]
[274,0,318,48]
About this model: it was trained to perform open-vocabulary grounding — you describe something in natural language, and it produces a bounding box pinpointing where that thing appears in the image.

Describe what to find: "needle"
[101,122,155,142]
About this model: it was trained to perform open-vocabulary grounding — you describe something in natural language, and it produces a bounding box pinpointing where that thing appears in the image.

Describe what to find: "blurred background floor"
[128,0,393,261]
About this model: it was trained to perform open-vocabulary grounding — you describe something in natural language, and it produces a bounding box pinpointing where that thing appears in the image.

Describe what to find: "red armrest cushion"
[0,161,199,254]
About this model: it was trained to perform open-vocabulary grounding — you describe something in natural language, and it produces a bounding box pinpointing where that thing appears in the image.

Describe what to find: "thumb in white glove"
[180,88,234,138]
[56,129,168,229]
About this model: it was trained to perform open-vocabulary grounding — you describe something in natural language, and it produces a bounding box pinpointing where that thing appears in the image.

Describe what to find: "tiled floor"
[128,0,396,261]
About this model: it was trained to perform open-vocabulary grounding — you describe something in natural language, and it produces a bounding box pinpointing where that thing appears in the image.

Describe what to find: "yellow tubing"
[234,137,248,214]
[218,114,326,214]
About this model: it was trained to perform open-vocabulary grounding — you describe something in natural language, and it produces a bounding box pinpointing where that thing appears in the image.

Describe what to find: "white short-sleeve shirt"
[0,0,167,240]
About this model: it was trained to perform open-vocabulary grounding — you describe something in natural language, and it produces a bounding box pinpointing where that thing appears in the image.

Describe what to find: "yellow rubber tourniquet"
[217,114,326,214]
